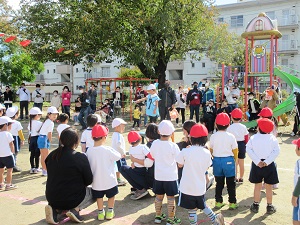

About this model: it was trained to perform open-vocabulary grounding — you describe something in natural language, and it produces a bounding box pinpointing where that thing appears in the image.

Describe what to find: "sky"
[7,0,238,9]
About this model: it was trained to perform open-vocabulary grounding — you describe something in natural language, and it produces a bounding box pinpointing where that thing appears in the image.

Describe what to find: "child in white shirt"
[57,113,70,140]
[86,125,121,221]
[37,106,59,176]
[176,124,224,225]
[0,116,17,190]
[81,114,98,152]
[6,106,25,172]
[111,118,127,186]
[150,120,181,225]
[227,108,249,183]
[291,138,300,224]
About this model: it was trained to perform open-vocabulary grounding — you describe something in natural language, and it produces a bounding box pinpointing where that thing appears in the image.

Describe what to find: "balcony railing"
[277,15,299,27]
[84,71,111,79]
[278,40,298,52]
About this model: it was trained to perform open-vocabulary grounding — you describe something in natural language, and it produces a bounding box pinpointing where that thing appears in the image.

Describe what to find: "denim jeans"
[62,105,70,118]
[33,103,43,111]
[189,105,200,123]
[78,107,90,129]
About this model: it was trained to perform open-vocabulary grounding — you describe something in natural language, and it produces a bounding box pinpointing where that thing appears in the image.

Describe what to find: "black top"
[158,87,176,108]
[45,147,93,210]
[79,92,90,108]
[3,90,13,101]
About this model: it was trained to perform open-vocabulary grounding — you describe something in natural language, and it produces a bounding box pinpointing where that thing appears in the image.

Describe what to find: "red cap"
[258,107,273,117]
[231,108,243,119]
[92,125,109,138]
[292,138,300,148]
[190,124,208,138]
[257,118,274,133]
[128,131,141,143]
[216,113,230,126]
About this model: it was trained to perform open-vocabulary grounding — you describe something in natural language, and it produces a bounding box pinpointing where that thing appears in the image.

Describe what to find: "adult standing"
[158,80,176,120]
[3,86,13,109]
[186,81,202,123]
[61,86,72,118]
[88,84,97,113]
[175,86,186,127]
[32,84,45,111]
[78,86,90,130]
[16,83,30,120]
[224,79,240,112]
[134,84,148,126]
[201,81,215,108]
[112,86,123,117]
[45,128,95,224]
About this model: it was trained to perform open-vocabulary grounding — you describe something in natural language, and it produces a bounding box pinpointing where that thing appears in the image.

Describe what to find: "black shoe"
[13,167,22,172]
[66,209,84,223]
[266,204,276,214]
[45,205,58,224]
[238,178,244,184]
[250,203,259,213]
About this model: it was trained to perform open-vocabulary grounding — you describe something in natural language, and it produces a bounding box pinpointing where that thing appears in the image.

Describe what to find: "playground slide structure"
[243,67,300,128]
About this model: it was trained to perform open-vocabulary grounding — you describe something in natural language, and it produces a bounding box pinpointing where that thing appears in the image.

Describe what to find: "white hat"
[47,106,59,114]
[112,118,127,128]
[0,104,6,110]
[0,116,14,125]
[144,158,154,168]
[158,120,175,136]
[29,107,42,115]
[94,114,102,123]
[6,106,18,118]
[147,84,156,91]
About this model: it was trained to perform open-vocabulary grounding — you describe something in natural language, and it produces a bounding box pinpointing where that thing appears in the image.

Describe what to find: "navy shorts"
[293,197,300,221]
[249,162,279,184]
[0,155,15,169]
[92,186,118,199]
[178,192,206,210]
[37,135,50,149]
[153,180,178,196]
[13,136,21,152]
[116,158,127,171]
[237,141,246,159]
[213,156,235,177]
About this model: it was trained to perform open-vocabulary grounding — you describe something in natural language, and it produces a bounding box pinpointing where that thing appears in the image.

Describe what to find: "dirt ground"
[0,120,297,225]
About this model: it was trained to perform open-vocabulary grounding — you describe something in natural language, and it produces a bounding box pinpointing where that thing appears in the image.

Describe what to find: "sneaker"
[250,203,259,213]
[238,178,244,184]
[13,166,22,172]
[213,213,225,225]
[66,209,84,223]
[35,168,42,172]
[106,210,115,220]
[291,132,296,136]
[45,205,59,225]
[206,176,214,190]
[176,124,180,127]
[74,122,80,126]
[130,189,149,200]
[33,168,39,174]
[97,210,105,221]
[5,184,17,191]
[130,187,137,195]
[229,203,239,210]
[42,169,48,176]
[131,128,135,131]
[30,168,35,174]
[166,217,181,225]
[215,202,225,209]
[154,213,167,224]
[0,183,4,190]
[137,127,140,131]
[117,179,126,186]
[266,204,276,214]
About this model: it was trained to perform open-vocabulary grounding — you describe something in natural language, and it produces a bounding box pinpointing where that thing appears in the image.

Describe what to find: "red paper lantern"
[56,47,65,53]
[20,40,31,47]
[4,36,16,43]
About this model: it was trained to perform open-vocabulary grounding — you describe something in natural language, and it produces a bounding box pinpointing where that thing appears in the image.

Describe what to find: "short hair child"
[209,113,239,210]
[56,113,70,140]
[176,124,224,225]
[227,108,249,184]
[81,114,98,152]
[86,125,121,221]
[246,118,279,214]
[132,105,141,130]
[150,120,181,224]
[145,123,160,147]
[0,116,17,190]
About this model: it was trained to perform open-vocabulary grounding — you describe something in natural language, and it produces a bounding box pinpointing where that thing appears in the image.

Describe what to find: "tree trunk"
[137,63,155,79]
[154,57,168,89]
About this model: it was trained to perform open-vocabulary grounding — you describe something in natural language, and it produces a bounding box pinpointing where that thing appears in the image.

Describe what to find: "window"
[266,11,275,20]
[230,15,243,27]
[281,59,288,66]
[76,68,79,73]
[53,69,56,73]
[218,17,224,23]
[202,62,206,68]
[101,67,110,77]
[255,20,263,31]
[94,68,97,73]
[47,69,49,74]
[191,62,195,68]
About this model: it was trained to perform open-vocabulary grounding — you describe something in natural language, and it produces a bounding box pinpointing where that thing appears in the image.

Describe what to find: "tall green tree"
[20,0,244,86]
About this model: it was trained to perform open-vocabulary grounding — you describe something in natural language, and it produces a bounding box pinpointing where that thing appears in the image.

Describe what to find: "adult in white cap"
[6,106,25,172]
[0,116,17,190]
[16,82,30,120]
[136,84,160,124]
[37,106,59,176]
[158,80,176,121]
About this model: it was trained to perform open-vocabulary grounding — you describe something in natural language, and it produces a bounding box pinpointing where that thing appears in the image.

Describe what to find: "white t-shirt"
[294,159,300,188]
[86,145,121,190]
[10,120,23,136]
[39,119,54,136]
[0,131,14,157]
[176,146,212,196]
[227,123,249,142]
[80,128,94,148]
[129,144,150,167]
[28,120,43,137]
[57,124,70,136]
[209,131,238,157]
[111,132,126,155]
[150,139,180,181]
[246,133,280,166]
